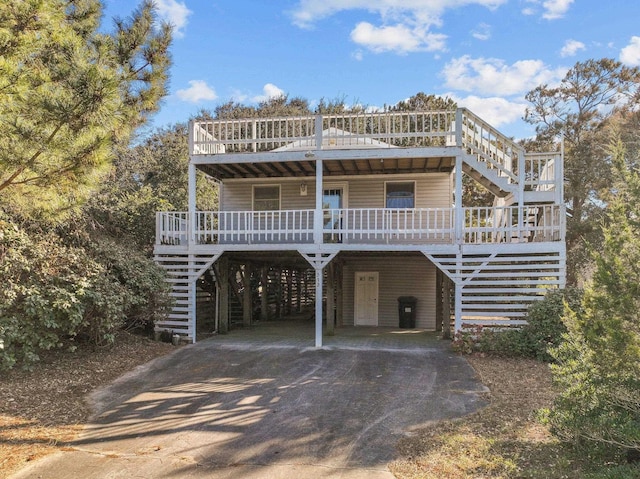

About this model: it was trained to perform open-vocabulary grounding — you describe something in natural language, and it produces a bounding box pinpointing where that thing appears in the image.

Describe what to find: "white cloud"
[176,80,217,103]
[560,39,585,57]
[620,36,640,66]
[289,0,506,54]
[521,0,573,19]
[471,23,491,41]
[229,89,249,103]
[290,0,506,27]
[155,0,192,38]
[442,55,565,96]
[251,83,286,103]
[449,94,527,128]
[350,22,446,54]
[541,0,574,20]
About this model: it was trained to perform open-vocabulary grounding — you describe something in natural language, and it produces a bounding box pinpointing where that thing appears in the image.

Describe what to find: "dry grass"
[390,355,639,479]
[0,333,175,479]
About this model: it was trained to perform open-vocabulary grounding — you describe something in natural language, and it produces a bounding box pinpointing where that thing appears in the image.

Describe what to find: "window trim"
[384,180,416,208]
[252,184,281,211]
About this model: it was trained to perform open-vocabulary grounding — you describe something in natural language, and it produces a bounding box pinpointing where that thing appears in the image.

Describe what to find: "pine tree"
[524,58,640,284]
[548,129,640,454]
[84,123,218,251]
[0,0,171,218]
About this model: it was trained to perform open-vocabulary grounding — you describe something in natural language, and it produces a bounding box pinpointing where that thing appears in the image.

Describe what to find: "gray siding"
[221,180,315,211]
[341,256,436,329]
[221,173,452,210]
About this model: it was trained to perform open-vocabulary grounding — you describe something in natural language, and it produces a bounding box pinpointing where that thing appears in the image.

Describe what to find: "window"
[385,182,415,208]
[253,185,280,211]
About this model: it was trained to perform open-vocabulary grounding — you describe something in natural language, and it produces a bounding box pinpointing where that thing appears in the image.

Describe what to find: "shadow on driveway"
[11,327,487,479]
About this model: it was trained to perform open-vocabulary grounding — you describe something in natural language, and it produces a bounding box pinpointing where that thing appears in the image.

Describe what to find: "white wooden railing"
[323,208,453,243]
[156,205,564,246]
[191,111,458,154]
[195,209,314,244]
[156,211,188,245]
[464,204,565,244]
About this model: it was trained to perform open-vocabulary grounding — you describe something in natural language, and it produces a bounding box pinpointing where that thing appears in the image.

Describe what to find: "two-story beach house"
[154,108,566,346]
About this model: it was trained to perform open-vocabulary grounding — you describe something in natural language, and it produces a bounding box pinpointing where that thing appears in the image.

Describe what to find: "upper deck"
[188,108,547,185]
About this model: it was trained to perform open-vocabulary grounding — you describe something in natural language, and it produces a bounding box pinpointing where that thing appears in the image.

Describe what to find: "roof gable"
[272,127,397,152]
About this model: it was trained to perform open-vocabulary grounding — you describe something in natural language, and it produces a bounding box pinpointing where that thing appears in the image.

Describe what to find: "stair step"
[462,160,516,197]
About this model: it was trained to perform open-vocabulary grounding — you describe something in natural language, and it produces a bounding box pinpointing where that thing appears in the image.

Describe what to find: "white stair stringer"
[154,253,221,342]
[424,242,566,332]
[462,154,518,198]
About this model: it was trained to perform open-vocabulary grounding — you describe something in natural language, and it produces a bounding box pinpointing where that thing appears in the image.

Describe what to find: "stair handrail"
[457,108,522,183]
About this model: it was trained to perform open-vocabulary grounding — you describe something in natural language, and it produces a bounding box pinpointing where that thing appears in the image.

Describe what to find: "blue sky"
[103,0,640,139]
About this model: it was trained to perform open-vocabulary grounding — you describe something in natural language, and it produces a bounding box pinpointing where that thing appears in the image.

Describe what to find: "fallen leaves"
[0,332,174,479]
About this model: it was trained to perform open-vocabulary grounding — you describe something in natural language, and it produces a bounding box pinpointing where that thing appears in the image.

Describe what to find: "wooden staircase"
[436,110,566,329]
[458,109,561,208]
[153,253,219,341]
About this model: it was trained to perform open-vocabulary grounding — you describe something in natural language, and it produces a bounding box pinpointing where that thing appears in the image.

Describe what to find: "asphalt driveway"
[11,326,487,479]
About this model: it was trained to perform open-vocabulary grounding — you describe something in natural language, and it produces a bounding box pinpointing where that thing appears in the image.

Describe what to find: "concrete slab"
[10,326,487,479]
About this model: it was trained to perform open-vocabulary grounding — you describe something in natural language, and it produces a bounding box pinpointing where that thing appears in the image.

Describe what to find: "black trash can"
[398,296,418,328]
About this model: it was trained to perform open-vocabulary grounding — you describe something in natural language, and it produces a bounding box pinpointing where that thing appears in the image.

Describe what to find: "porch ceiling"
[197,156,455,180]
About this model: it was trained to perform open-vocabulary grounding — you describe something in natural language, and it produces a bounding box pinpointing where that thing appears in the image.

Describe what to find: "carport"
[197,251,452,346]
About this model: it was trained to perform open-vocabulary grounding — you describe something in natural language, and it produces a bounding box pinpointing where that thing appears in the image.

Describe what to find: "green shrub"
[453,288,584,361]
[518,287,583,361]
[476,327,530,357]
[0,216,171,370]
[83,237,173,335]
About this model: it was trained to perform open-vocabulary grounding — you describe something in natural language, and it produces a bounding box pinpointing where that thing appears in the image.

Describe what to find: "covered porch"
[156,204,565,248]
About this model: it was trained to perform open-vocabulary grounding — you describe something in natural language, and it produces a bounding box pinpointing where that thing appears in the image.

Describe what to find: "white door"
[323,182,348,243]
[354,272,379,326]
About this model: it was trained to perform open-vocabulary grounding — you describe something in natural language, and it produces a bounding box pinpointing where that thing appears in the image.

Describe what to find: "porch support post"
[454,154,464,244]
[326,263,335,336]
[242,263,252,327]
[454,280,462,334]
[298,250,338,348]
[314,115,324,246]
[558,138,565,206]
[314,156,324,245]
[260,266,269,321]
[435,268,443,332]
[336,263,343,327]
[315,267,323,347]
[442,275,452,339]
[517,150,525,241]
[188,162,197,246]
[217,255,229,334]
